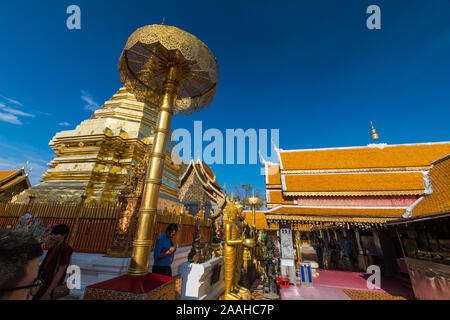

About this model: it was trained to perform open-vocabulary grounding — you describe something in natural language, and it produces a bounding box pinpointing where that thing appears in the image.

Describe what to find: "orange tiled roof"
[197,161,223,191]
[0,175,28,190]
[267,189,295,204]
[268,206,405,217]
[265,164,281,186]
[279,143,450,171]
[179,159,223,192]
[412,156,450,217]
[283,172,425,194]
[0,170,20,183]
[243,210,268,229]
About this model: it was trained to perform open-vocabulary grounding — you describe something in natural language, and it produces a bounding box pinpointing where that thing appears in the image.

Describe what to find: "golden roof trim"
[283,190,424,197]
[265,214,395,224]
[266,185,282,189]
[280,166,429,174]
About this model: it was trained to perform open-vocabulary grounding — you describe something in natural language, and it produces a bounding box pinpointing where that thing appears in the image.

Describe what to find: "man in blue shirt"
[152,224,178,277]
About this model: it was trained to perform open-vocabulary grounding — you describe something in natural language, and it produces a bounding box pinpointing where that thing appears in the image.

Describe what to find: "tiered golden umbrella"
[118,25,219,276]
[245,192,263,228]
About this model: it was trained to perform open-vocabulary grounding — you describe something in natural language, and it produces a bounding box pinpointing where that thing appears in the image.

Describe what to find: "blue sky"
[0,0,449,193]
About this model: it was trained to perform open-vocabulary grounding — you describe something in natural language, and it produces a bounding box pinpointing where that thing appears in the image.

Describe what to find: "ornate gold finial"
[370,121,379,141]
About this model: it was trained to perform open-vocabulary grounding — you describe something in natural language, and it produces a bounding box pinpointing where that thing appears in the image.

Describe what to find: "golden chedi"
[13,87,183,204]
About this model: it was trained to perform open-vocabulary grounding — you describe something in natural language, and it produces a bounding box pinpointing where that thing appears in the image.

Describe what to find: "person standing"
[313,238,324,269]
[344,236,357,271]
[152,224,178,277]
[328,238,339,270]
[34,225,73,300]
[0,230,43,300]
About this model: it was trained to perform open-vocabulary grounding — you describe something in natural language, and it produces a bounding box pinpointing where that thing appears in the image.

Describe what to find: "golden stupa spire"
[370,121,379,141]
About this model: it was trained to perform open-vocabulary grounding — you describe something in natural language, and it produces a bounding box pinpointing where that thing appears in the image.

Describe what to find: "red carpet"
[314,269,413,298]
[86,273,175,294]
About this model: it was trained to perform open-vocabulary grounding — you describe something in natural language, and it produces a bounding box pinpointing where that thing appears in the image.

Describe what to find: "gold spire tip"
[370,121,379,141]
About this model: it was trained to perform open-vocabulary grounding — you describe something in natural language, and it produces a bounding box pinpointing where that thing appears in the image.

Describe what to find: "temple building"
[387,154,450,299]
[243,210,269,229]
[12,87,184,208]
[261,141,450,280]
[0,166,31,202]
[178,158,225,218]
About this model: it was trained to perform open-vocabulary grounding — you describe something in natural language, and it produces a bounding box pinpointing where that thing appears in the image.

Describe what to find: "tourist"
[328,238,339,269]
[313,238,324,269]
[0,230,43,300]
[152,223,178,277]
[34,225,73,300]
[344,237,357,271]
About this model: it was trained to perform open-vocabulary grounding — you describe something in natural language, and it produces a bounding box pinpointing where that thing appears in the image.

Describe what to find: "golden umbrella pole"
[246,192,262,229]
[116,25,219,277]
[245,193,262,267]
[127,66,179,276]
[251,201,256,227]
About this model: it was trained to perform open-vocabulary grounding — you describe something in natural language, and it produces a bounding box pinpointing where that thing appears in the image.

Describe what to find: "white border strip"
[279,141,450,153]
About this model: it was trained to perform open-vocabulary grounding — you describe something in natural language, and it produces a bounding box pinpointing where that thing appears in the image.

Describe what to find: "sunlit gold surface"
[121,25,218,276]
[219,195,255,300]
[118,25,219,115]
[371,121,379,140]
[127,66,179,276]
[246,193,263,228]
[11,87,183,204]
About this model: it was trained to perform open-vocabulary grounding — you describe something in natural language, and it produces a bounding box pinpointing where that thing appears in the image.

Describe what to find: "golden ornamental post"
[246,192,262,228]
[127,66,179,275]
[117,25,219,277]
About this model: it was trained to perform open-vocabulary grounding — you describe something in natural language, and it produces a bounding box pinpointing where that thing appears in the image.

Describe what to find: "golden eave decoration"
[267,205,406,217]
[265,214,394,225]
[283,190,425,197]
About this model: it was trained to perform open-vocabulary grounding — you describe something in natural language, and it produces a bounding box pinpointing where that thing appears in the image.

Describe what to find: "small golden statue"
[219,194,255,300]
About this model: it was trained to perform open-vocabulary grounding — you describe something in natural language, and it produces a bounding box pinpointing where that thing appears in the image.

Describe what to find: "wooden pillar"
[68,193,88,247]
[25,194,36,214]
[176,214,183,248]
[372,230,383,256]
[355,229,363,254]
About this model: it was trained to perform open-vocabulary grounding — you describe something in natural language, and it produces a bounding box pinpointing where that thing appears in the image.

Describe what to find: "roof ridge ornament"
[371,121,379,141]
[258,150,266,164]
[21,161,29,171]
[271,139,279,152]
